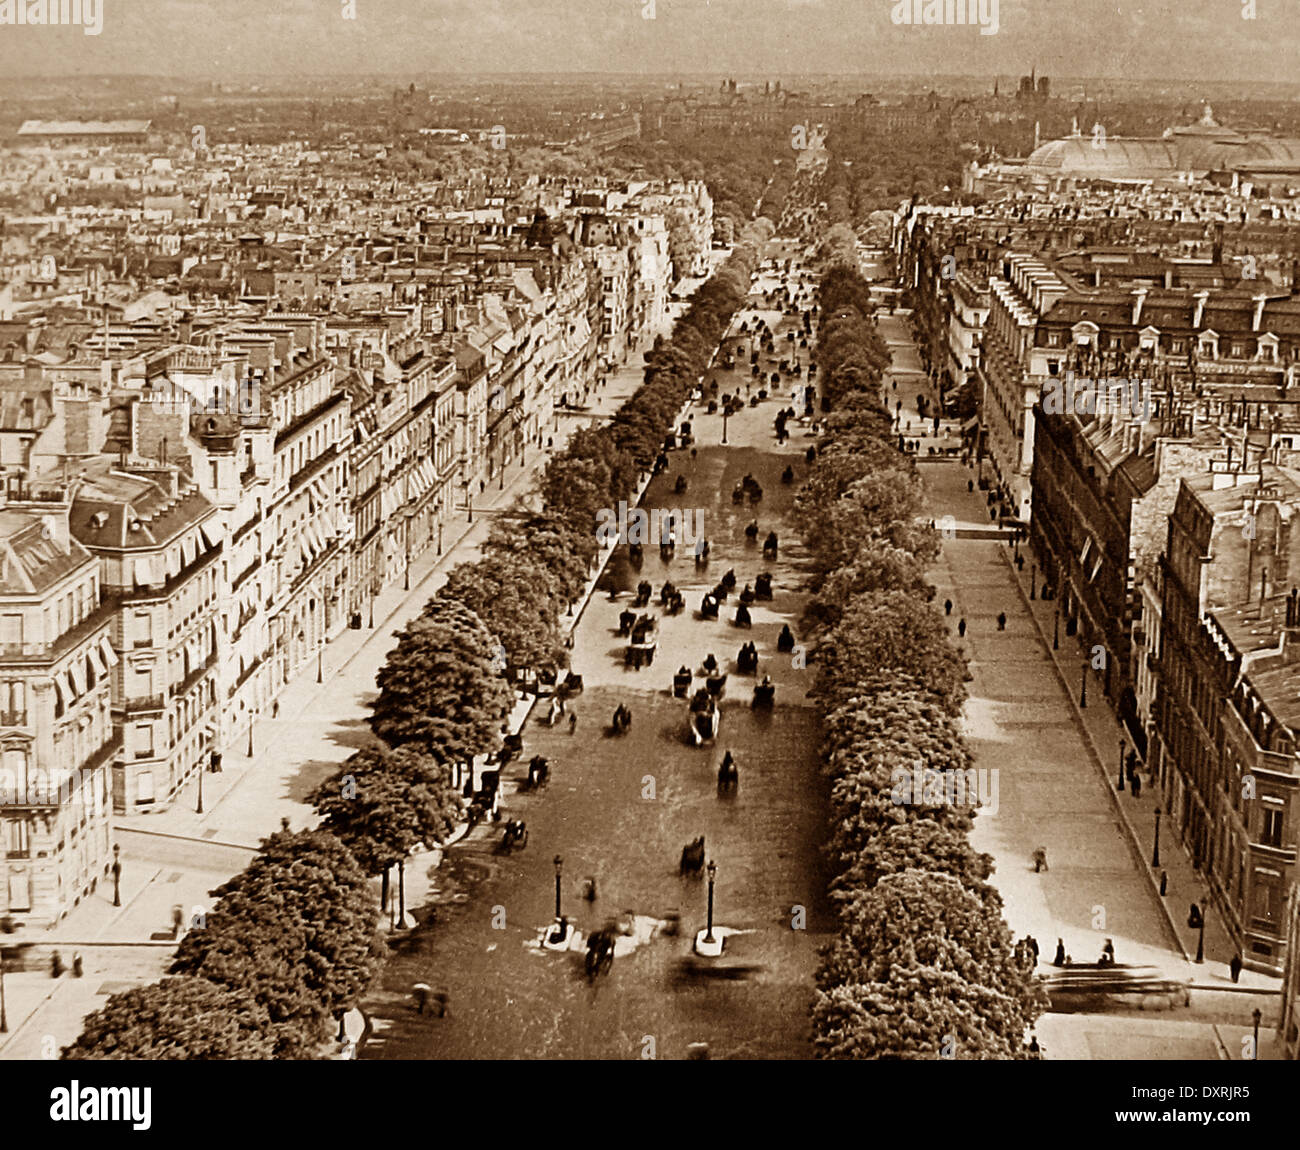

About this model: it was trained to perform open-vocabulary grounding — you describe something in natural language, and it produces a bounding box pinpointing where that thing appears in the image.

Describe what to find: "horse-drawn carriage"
[763,531,779,560]
[694,538,710,566]
[777,624,796,653]
[659,580,678,608]
[634,580,652,608]
[679,836,706,877]
[733,603,752,629]
[557,670,584,699]
[501,819,528,851]
[673,666,693,698]
[754,572,773,601]
[717,751,739,794]
[739,583,755,606]
[700,592,719,620]
[585,926,616,982]
[628,542,643,566]
[744,520,760,543]
[689,688,720,746]
[674,474,688,495]
[610,703,633,735]
[752,676,776,710]
[626,615,658,669]
[737,642,758,674]
[524,755,550,790]
[499,731,524,766]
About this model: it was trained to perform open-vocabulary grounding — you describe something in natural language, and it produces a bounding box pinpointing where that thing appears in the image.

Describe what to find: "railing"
[121,694,166,715]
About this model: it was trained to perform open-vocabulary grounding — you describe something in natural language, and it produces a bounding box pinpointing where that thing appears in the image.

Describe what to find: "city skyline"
[0,0,1295,84]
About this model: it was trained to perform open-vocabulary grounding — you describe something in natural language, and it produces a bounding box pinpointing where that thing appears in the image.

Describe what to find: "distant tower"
[1037,76,1050,100]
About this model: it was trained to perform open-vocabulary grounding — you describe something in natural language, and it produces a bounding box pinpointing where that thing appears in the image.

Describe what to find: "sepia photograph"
[0,0,1295,1130]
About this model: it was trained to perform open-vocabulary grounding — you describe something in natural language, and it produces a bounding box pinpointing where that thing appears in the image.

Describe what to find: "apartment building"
[0,494,116,926]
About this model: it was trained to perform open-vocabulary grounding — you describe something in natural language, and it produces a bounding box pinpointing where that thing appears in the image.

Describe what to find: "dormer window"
[89,511,109,530]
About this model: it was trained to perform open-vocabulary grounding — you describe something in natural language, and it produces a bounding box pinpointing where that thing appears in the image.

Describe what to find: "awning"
[134,555,160,588]
[53,673,71,710]
[68,659,87,699]
[962,417,979,433]
[181,533,197,567]
[199,521,221,550]
[99,635,119,668]
[89,644,108,681]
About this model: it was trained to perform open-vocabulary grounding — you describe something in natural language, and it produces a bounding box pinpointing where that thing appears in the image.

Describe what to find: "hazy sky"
[0,0,1295,83]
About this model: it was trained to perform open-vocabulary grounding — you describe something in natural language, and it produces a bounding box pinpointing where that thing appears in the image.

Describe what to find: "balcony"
[121,694,166,716]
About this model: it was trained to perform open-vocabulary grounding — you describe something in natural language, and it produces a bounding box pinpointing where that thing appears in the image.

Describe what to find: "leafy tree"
[437,553,566,671]
[309,744,463,912]
[370,597,513,767]
[63,977,274,1061]
[171,829,380,1059]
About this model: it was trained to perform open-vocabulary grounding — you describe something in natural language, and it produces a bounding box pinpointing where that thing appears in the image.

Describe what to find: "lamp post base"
[543,919,575,951]
[693,929,724,957]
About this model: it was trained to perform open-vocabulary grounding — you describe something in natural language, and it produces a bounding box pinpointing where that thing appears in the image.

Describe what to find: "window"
[4,817,29,858]
[132,722,154,759]
[0,613,22,648]
[136,769,155,803]
[1262,806,1284,848]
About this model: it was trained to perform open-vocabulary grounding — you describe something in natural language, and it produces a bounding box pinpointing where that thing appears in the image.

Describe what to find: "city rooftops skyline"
[0,0,1295,85]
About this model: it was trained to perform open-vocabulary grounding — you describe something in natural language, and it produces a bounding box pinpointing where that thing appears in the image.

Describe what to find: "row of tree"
[799,265,1046,1059]
[64,828,381,1060]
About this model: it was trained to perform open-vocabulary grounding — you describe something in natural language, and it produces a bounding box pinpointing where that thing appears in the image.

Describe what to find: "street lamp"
[317,642,324,684]
[1195,902,1207,963]
[1053,605,1060,650]
[196,753,204,814]
[1153,808,1162,868]
[721,407,730,444]
[1080,661,1088,709]
[1030,562,1036,600]
[247,707,256,758]
[0,948,7,1032]
[553,855,563,921]
[112,844,121,907]
[1118,737,1126,792]
[1252,1008,1262,1058]
[704,860,718,945]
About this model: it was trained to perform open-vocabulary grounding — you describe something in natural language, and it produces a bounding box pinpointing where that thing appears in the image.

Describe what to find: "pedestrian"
[1033,846,1047,872]
[51,950,64,978]
[1053,938,1066,966]
[1101,938,1115,965]
[1230,954,1242,983]
[272,699,280,720]
[568,711,577,735]
[582,876,598,902]
[1028,1035,1041,1054]
[957,618,966,638]
[997,612,1007,631]
[968,479,974,493]
[1159,870,1168,896]
[944,598,953,616]
[1027,935,1039,964]
[1131,772,1142,798]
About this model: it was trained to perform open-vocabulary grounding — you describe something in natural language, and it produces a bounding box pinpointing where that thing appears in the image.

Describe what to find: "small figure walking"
[1100,938,1115,965]
[582,876,598,903]
[1131,773,1142,798]
[1053,939,1066,966]
[957,618,967,638]
[997,611,1007,631]
[1033,847,1048,873]
[568,711,578,735]
[944,599,953,616]
[1230,953,1242,983]
[271,699,280,720]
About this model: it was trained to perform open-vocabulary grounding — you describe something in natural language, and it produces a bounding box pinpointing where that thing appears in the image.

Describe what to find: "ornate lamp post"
[196,753,205,814]
[1195,902,1207,964]
[112,844,121,907]
[705,860,717,945]
[1118,737,1127,792]
[1053,605,1060,650]
[1153,808,1162,868]
[553,855,563,921]
[722,407,730,445]
[247,707,257,758]
[1252,1008,1262,1058]
[1080,661,1088,709]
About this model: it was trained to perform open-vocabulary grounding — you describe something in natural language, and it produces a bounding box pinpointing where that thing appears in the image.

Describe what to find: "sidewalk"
[996,500,1279,992]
